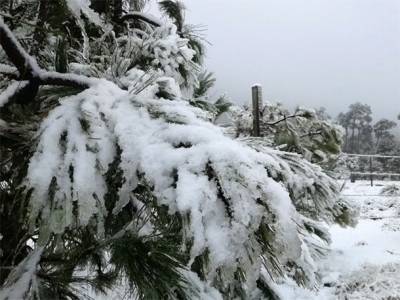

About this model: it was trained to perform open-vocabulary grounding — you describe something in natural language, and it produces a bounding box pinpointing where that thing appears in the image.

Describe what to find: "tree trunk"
[350,126,355,153]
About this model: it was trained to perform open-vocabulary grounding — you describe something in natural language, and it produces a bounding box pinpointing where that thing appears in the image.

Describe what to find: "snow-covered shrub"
[330,153,359,179]
[334,263,400,300]
[380,184,400,196]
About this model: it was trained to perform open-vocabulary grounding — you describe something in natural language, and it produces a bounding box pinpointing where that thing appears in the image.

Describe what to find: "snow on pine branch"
[65,0,105,28]
[120,12,162,27]
[0,247,44,300]
[93,23,199,90]
[0,63,18,76]
[242,138,356,224]
[0,80,29,107]
[0,18,41,78]
[25,77,326,291]
[0,19,97,104]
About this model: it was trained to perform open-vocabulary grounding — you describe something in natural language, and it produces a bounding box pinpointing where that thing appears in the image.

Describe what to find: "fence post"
[252,84,263,137]
[369,156,373,186]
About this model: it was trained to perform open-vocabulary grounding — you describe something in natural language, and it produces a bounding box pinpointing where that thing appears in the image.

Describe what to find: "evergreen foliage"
[217,102,343,166]
[0,1,356,299]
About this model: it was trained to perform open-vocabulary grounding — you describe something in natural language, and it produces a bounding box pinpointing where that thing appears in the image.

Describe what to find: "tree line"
[337,102,399,156]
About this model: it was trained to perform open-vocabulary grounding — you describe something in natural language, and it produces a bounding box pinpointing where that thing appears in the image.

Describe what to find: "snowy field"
[276,180,400,299]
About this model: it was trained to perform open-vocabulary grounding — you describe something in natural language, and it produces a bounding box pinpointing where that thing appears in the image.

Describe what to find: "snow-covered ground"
[276,180,400,299]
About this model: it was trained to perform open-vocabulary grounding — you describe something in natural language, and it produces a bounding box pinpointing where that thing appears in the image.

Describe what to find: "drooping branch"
[0,81,29,108]
[39,72,94,89]
[265,113,305,126]
[120,12,162,27]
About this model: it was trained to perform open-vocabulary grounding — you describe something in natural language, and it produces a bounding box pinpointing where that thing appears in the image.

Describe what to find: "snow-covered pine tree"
[0,1,355,299]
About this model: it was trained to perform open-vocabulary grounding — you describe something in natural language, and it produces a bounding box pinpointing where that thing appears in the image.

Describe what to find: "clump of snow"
[64,0,109,59]
[361,196,398,220]
[66,0,105,28]
[381,218,400,232]
[252,83,262,88]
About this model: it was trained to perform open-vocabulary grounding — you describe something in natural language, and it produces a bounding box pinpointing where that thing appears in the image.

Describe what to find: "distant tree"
[373,119,397,153]
[337,112,351,152]
[337,102,372,154]
[315,106,331,120]
[373,119,398,171]
[337,107,400,176]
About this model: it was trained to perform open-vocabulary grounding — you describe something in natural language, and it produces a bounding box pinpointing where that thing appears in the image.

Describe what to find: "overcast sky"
[180,0,400,121]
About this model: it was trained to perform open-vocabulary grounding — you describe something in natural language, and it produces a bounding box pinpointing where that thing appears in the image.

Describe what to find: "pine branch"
[159,0,185,32]
[300,130,323,138]
[0,17,39,79]
[0,18,94,105]
[0,63,19,79]
[120,12,162,27]
[265,113,304,126]
[39,72,93,89]
[0,12,55,33]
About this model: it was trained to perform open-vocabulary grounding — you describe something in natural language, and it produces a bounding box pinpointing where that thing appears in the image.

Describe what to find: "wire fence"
[342,194,400,198]
[343,153,400,185]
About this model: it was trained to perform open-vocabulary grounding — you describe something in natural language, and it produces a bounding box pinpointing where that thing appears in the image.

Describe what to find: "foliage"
[0,1,356,299]
[218,102,343,165]
[380,184,400,197]
[337,103,399,176]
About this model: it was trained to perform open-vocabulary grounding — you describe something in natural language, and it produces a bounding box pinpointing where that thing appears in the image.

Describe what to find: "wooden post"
[369,156,373,186]
[350,172,356,183]
[252,84,263,137]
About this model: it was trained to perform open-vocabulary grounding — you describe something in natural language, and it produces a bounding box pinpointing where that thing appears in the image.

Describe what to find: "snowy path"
[277,180,400,299]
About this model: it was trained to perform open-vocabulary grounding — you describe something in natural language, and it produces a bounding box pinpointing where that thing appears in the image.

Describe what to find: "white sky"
[180,0,400,121]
